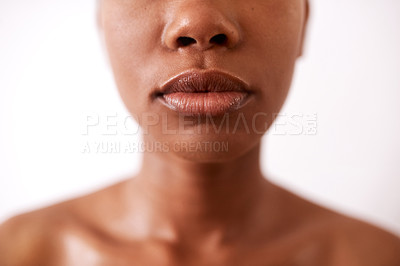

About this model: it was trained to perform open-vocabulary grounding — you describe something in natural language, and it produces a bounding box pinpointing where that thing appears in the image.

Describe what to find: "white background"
[0,0,399,235]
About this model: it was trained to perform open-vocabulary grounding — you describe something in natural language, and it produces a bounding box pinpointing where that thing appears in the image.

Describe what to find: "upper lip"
[155,70,251,96]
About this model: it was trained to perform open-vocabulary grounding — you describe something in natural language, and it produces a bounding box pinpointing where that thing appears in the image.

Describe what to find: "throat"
[126,143,272,243]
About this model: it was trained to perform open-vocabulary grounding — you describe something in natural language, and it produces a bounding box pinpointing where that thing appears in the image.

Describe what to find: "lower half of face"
[100,0,307,162]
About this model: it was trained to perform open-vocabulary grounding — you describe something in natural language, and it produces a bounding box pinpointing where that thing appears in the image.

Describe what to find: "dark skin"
[1,0,400,265]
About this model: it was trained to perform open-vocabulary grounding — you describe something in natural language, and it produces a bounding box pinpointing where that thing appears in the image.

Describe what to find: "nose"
[162,2,241,51]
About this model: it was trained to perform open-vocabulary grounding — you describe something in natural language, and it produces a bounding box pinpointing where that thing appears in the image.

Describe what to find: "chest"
[53,235,334,266]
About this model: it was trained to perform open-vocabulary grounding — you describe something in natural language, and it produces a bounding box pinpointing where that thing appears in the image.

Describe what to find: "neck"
[129,140,273,243]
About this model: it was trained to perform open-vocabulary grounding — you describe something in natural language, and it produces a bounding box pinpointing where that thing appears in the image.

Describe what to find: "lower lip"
[159,91,250,116]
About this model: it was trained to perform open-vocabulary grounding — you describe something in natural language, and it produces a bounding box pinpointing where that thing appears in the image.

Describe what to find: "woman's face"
[99,0,308,162]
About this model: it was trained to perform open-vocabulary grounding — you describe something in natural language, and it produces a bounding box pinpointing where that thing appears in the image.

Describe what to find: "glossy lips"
[156,70,252,116]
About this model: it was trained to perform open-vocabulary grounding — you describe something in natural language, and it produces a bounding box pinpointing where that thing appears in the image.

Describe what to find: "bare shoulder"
[292,190,399,264]
[0,180,128,266]
[275,185,400,265]
[0,205,72,266]
[328,213,400,266]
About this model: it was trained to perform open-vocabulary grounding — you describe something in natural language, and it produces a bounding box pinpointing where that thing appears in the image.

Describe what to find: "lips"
[155,70,252,116]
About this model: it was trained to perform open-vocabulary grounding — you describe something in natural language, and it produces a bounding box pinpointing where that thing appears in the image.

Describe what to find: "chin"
[170,148,250,163]
[145,131,263,163]
[138,108,272,162]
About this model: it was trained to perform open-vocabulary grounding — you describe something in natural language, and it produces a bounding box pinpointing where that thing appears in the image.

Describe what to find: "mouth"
[154,70,253,116]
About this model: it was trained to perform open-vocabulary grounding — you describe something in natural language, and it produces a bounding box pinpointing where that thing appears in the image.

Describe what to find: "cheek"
[101,4,164,116]
[239,1,305,118]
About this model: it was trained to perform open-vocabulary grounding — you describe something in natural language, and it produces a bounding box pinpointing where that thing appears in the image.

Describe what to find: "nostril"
[210,34,228,46]
[177,37,197,47]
